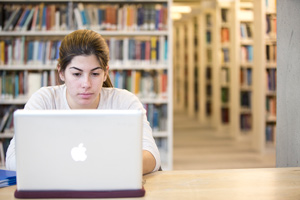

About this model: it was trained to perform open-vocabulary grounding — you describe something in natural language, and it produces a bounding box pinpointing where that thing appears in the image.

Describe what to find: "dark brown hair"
[58,29,113,87]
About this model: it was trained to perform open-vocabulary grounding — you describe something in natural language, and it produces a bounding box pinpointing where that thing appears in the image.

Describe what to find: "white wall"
[277,0,300,167]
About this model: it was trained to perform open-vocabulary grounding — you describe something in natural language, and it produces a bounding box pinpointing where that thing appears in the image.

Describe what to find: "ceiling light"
[171,6,191,13]
[171,13,182,20]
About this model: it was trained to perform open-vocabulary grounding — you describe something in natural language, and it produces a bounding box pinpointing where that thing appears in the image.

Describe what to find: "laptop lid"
[14,109,143,191]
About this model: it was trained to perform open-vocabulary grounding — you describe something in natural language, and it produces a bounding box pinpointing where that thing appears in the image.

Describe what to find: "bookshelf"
[173,23,185,112]
[0,0,173,170]
[264,0,277,147]
[216,1,239,135]
[173,21,186,113]
[173,9,201,119]
[173,0,276,153]
[198,2,215,125]
[186,18,195,118]
[252,0,277,152]
[193,17,199,117]
[196,0,239,134]
[238,1,254,140]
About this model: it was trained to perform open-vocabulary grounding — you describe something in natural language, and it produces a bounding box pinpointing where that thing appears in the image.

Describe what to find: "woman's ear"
[57,64,65,82]
[104,66,109,81]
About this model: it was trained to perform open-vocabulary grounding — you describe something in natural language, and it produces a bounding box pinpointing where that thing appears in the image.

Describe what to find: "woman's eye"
[73,73,81,77]
[92,73,100,76]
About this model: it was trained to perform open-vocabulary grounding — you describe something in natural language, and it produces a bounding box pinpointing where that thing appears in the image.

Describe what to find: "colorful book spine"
[109,69,167,99]
[0,38,61,66]
[240,114,252,131]
[1,3,168,32]
[143,103,167,131]
[0,70,57,100]
[106,37,167,65]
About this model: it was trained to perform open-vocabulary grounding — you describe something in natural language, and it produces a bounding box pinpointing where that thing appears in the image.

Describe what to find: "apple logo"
[71,143,87,161]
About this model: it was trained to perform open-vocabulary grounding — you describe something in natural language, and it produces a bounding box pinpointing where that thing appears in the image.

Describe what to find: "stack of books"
[0,169,16,188]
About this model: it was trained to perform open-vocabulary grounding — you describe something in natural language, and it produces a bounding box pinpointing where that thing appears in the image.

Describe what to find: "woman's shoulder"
[25,85,66,109]
[100,87,141,109]
[31,85,65,98]
[102,87,135,98]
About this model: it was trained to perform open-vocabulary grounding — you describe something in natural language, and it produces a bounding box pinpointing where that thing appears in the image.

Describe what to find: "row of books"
[221,107,229,123]
[221,88,229,103]
[109,69,167,99]
[240,68,252,86]
[154,138,168,165]
[266,44,277,63]
[0,70,57,100]
[0,105,18,133]
[266,14,277,38]
[106,36,168,64]
[266,96,276,118]
[0,36,167,66]
[0,103,166,135]
[240,113,252,131]
[206,84,212,97]
[266,124,276,143]
[240,45,253,63]
[206,31,211,44]
[206,14,212,27]
[206,101,212,116]
[240,22,253,39]
[0,68,168,101]
[221,68,229,84]
[266,69,276,92]
[144,104,167,132]
[241,91,251,108]
[206,49,212,63]
[206,67,212,80]
[0,3,168,32]
[221,27,230,43]
[221,48,230,63]
[75,3,168,31]
[221,8,230,23]
[0,38,60,65]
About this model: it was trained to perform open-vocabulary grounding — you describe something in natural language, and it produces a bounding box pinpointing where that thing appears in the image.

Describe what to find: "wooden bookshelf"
[0,0,173,170]
[216,1,239,135]
[173,22,186,113]
[252,0,277,152]
[198,2,215,125]
[173,0,276,153]
[173,10,201,119]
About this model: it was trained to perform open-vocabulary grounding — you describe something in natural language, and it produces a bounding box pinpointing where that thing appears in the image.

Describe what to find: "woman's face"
[59,54,108,109]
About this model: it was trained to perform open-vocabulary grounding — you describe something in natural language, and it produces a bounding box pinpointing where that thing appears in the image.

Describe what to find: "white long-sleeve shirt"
[6,84,161,172]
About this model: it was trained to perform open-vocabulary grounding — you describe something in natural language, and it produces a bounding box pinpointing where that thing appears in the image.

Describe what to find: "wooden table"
[1,167,300,200]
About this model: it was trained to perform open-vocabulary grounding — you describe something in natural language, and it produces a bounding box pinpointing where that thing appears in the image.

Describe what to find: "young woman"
[6,29,161,174]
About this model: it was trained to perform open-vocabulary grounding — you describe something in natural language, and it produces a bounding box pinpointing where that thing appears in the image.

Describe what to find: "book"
[0,169,16,188]
[0,106,16,133]
[27,72,42,98]
[30,5,39,31]
[3,6,20,31]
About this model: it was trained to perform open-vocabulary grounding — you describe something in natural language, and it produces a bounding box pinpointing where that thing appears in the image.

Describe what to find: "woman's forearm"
[142,150,156,174]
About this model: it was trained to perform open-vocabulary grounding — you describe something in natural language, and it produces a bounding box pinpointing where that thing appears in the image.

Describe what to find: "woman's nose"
[82,76,91,88]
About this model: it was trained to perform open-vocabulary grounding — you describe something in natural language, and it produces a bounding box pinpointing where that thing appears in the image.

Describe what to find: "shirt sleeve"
[5,136,16,170]
[5,87,53,170]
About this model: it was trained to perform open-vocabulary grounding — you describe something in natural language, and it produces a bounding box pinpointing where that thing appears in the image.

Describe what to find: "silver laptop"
[14,109,143,191]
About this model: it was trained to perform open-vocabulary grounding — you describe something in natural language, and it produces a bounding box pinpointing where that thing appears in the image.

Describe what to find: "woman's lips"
[79,93,93,99]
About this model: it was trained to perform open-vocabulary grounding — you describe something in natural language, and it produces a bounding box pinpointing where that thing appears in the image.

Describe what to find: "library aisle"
[173,111,276,170]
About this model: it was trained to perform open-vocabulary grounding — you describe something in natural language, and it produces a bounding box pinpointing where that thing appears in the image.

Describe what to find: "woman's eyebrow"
[69,66,102,71]
[69,67,83,71]
[91,67,103,71]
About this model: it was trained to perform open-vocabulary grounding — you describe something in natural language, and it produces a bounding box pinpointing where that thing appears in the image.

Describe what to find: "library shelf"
[0,0,173,170]
[173,0,276,153]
